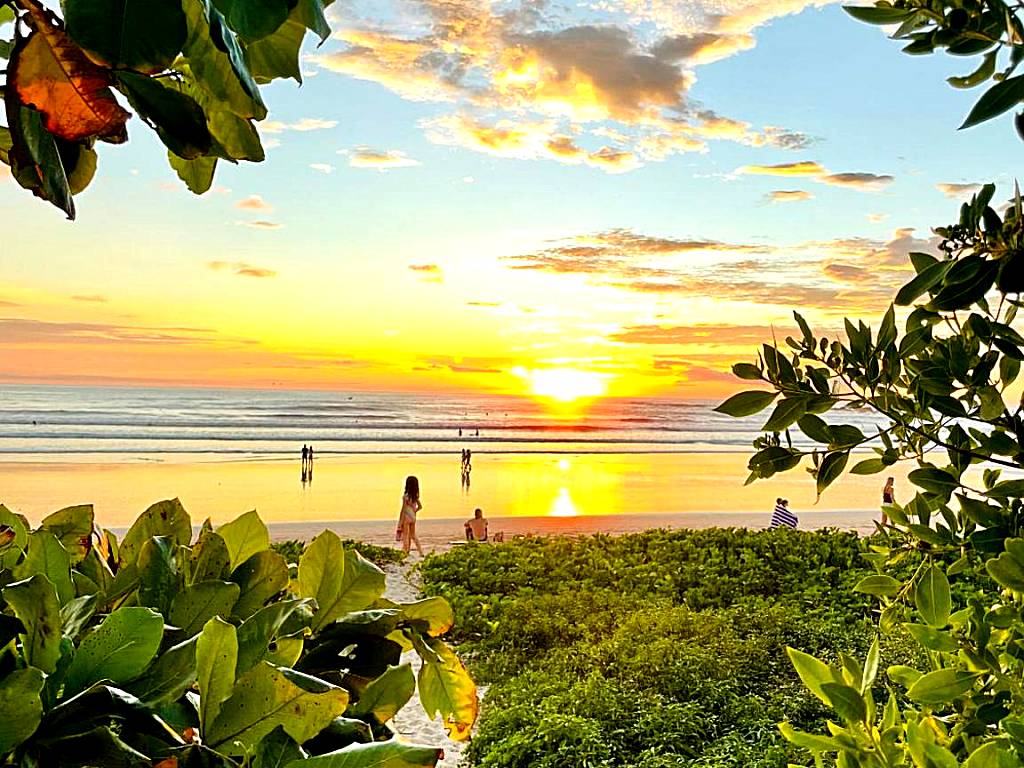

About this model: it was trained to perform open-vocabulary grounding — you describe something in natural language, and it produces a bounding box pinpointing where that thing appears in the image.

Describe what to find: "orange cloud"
[234,195,273,212]
[208,261,277,278]
[738,160,826,176]
[738,162,894,192]
[345,147,421,168]
[766,190,813,203]
[936,182,982,198]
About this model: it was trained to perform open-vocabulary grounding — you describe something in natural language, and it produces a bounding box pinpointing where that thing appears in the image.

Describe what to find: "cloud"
[867,213,889,223]
[311,1,820,170]
[309,163,334,174]
[234,195,273,212]
[936,182,982,198]
[261,118,338,134]
[416,355,508,374]
[344,147,421,169]
[611,323,779,345]
[738,161,894,192]
[0,318,217,345]
[71,294,108,303]
[738,161,826,176]
[238,220,284,231]
[207,261,277,278]
[409,263,444,282]
[766,190,813,203]
[821,172,894,190]
[502,226,931,314]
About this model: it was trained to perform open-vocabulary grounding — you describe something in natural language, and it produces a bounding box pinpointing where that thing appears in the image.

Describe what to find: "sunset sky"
[0,0,1015,399]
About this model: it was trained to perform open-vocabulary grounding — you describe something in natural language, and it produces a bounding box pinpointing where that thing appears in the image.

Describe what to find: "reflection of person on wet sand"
[464,508,488,541]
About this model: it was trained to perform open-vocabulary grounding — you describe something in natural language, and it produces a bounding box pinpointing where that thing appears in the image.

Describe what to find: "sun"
[514,367,609,403]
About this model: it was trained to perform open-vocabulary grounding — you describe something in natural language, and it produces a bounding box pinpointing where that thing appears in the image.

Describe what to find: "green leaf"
[64,606,164,696]
[949,50,997,89]
[0,668,44,753]
[907,668,981,704]
[986,542,1024,591]
[843,5,914,24]
[0,504,29,569]
[714,390,778,417]
[863,636,879,691]
[231,550,290,619]
[197,616,238,736]
[289,740,442,768]
[961,74,1024,129]
[168,151,218,194]
[916,565,952,628]
[245,10,306,83]
[909,467,959,495]
[797,414,832,443]
[207,663,348,754]
[137,535,180,615]
[214,0,291,40]
[965,741,1021,767]
[348,664,415,725]
[3,573,63,672]
[731,362,763,380]
[930,260,998,312]
[189,526,231,583]
[778,722,839,753]
[182,0,267,119]
[254,726,304,768]
[119,498,192,567]
[173,66,265,162]
[236,599,309,676]
[821,682,867,723]
[295,0,330,43]
[218,509,270,571]
[6,101,74,219]
[414,634,478,741]
[14,530,74,605]
[854,574,902,597]
[816,451,848,498]
[399,597,454,637]
[117,72,212,159]
[65,0,186,71]
[986,479,1024,498]
[787,647,836,705]
[895,259,949,306]
[60,594,98,640]
[125,635,198,705]
[39,504,94,563]
[168,579,241,636]
[903,623,959,653]
[762,397,807,432]
[850,458,886,475]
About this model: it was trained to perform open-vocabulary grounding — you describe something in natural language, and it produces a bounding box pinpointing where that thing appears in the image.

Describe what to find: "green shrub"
[0,500,474,767]
[272,538,406,567]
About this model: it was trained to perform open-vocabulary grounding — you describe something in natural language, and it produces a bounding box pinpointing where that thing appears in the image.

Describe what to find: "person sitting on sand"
[464,508,488,542]
[769,498,797,529]
[397,475,424,557]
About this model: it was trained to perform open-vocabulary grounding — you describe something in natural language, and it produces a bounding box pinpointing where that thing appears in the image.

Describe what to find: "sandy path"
[384,561,483,767]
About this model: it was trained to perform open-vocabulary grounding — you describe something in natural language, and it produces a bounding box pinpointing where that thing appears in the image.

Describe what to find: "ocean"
[0,384,886,460]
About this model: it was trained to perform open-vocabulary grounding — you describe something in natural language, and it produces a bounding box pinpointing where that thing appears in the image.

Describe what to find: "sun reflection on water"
[549,487,579,517]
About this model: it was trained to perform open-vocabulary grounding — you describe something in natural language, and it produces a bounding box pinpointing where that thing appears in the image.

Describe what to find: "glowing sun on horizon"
[514,366,608,403]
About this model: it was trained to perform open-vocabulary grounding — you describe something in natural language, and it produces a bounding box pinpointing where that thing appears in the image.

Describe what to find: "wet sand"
[0,451,900,535]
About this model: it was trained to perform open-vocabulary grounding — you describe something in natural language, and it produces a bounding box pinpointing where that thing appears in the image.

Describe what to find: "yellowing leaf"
[12,0,129,142]
[413,635,478,741]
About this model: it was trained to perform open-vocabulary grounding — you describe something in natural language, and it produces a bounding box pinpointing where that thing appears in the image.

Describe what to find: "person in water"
[464,508,488,542]
[881,477,895,525]
[397,475,424,556]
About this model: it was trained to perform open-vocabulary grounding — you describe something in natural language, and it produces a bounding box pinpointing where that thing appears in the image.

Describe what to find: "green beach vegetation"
[709,0,1024,762]
[418,528,938,768]
[0,499,476,766]
[271,539,406,569]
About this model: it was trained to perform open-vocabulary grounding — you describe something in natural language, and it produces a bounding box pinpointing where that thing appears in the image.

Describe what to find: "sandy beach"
[0,451,902,535]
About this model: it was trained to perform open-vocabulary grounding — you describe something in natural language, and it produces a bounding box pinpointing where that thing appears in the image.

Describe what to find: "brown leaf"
[12,0,129,142]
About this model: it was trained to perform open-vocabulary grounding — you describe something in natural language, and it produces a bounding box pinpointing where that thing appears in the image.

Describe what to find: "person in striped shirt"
[770,498,798,529]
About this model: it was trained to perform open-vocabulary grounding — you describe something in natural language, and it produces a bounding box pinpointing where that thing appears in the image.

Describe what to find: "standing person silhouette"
[397,475,424,557]
[881,477,895,525]
[308,445,314,476]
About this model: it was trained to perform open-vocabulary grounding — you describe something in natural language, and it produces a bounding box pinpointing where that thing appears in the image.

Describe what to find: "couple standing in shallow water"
[396,475,424,557]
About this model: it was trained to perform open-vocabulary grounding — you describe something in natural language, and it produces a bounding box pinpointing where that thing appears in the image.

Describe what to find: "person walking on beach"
[397,475,425,557]
[308,445,314,476]
[881,477,895,526]
[770,498,797,529]
[464,508,488,542]
[301,444,309,473]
